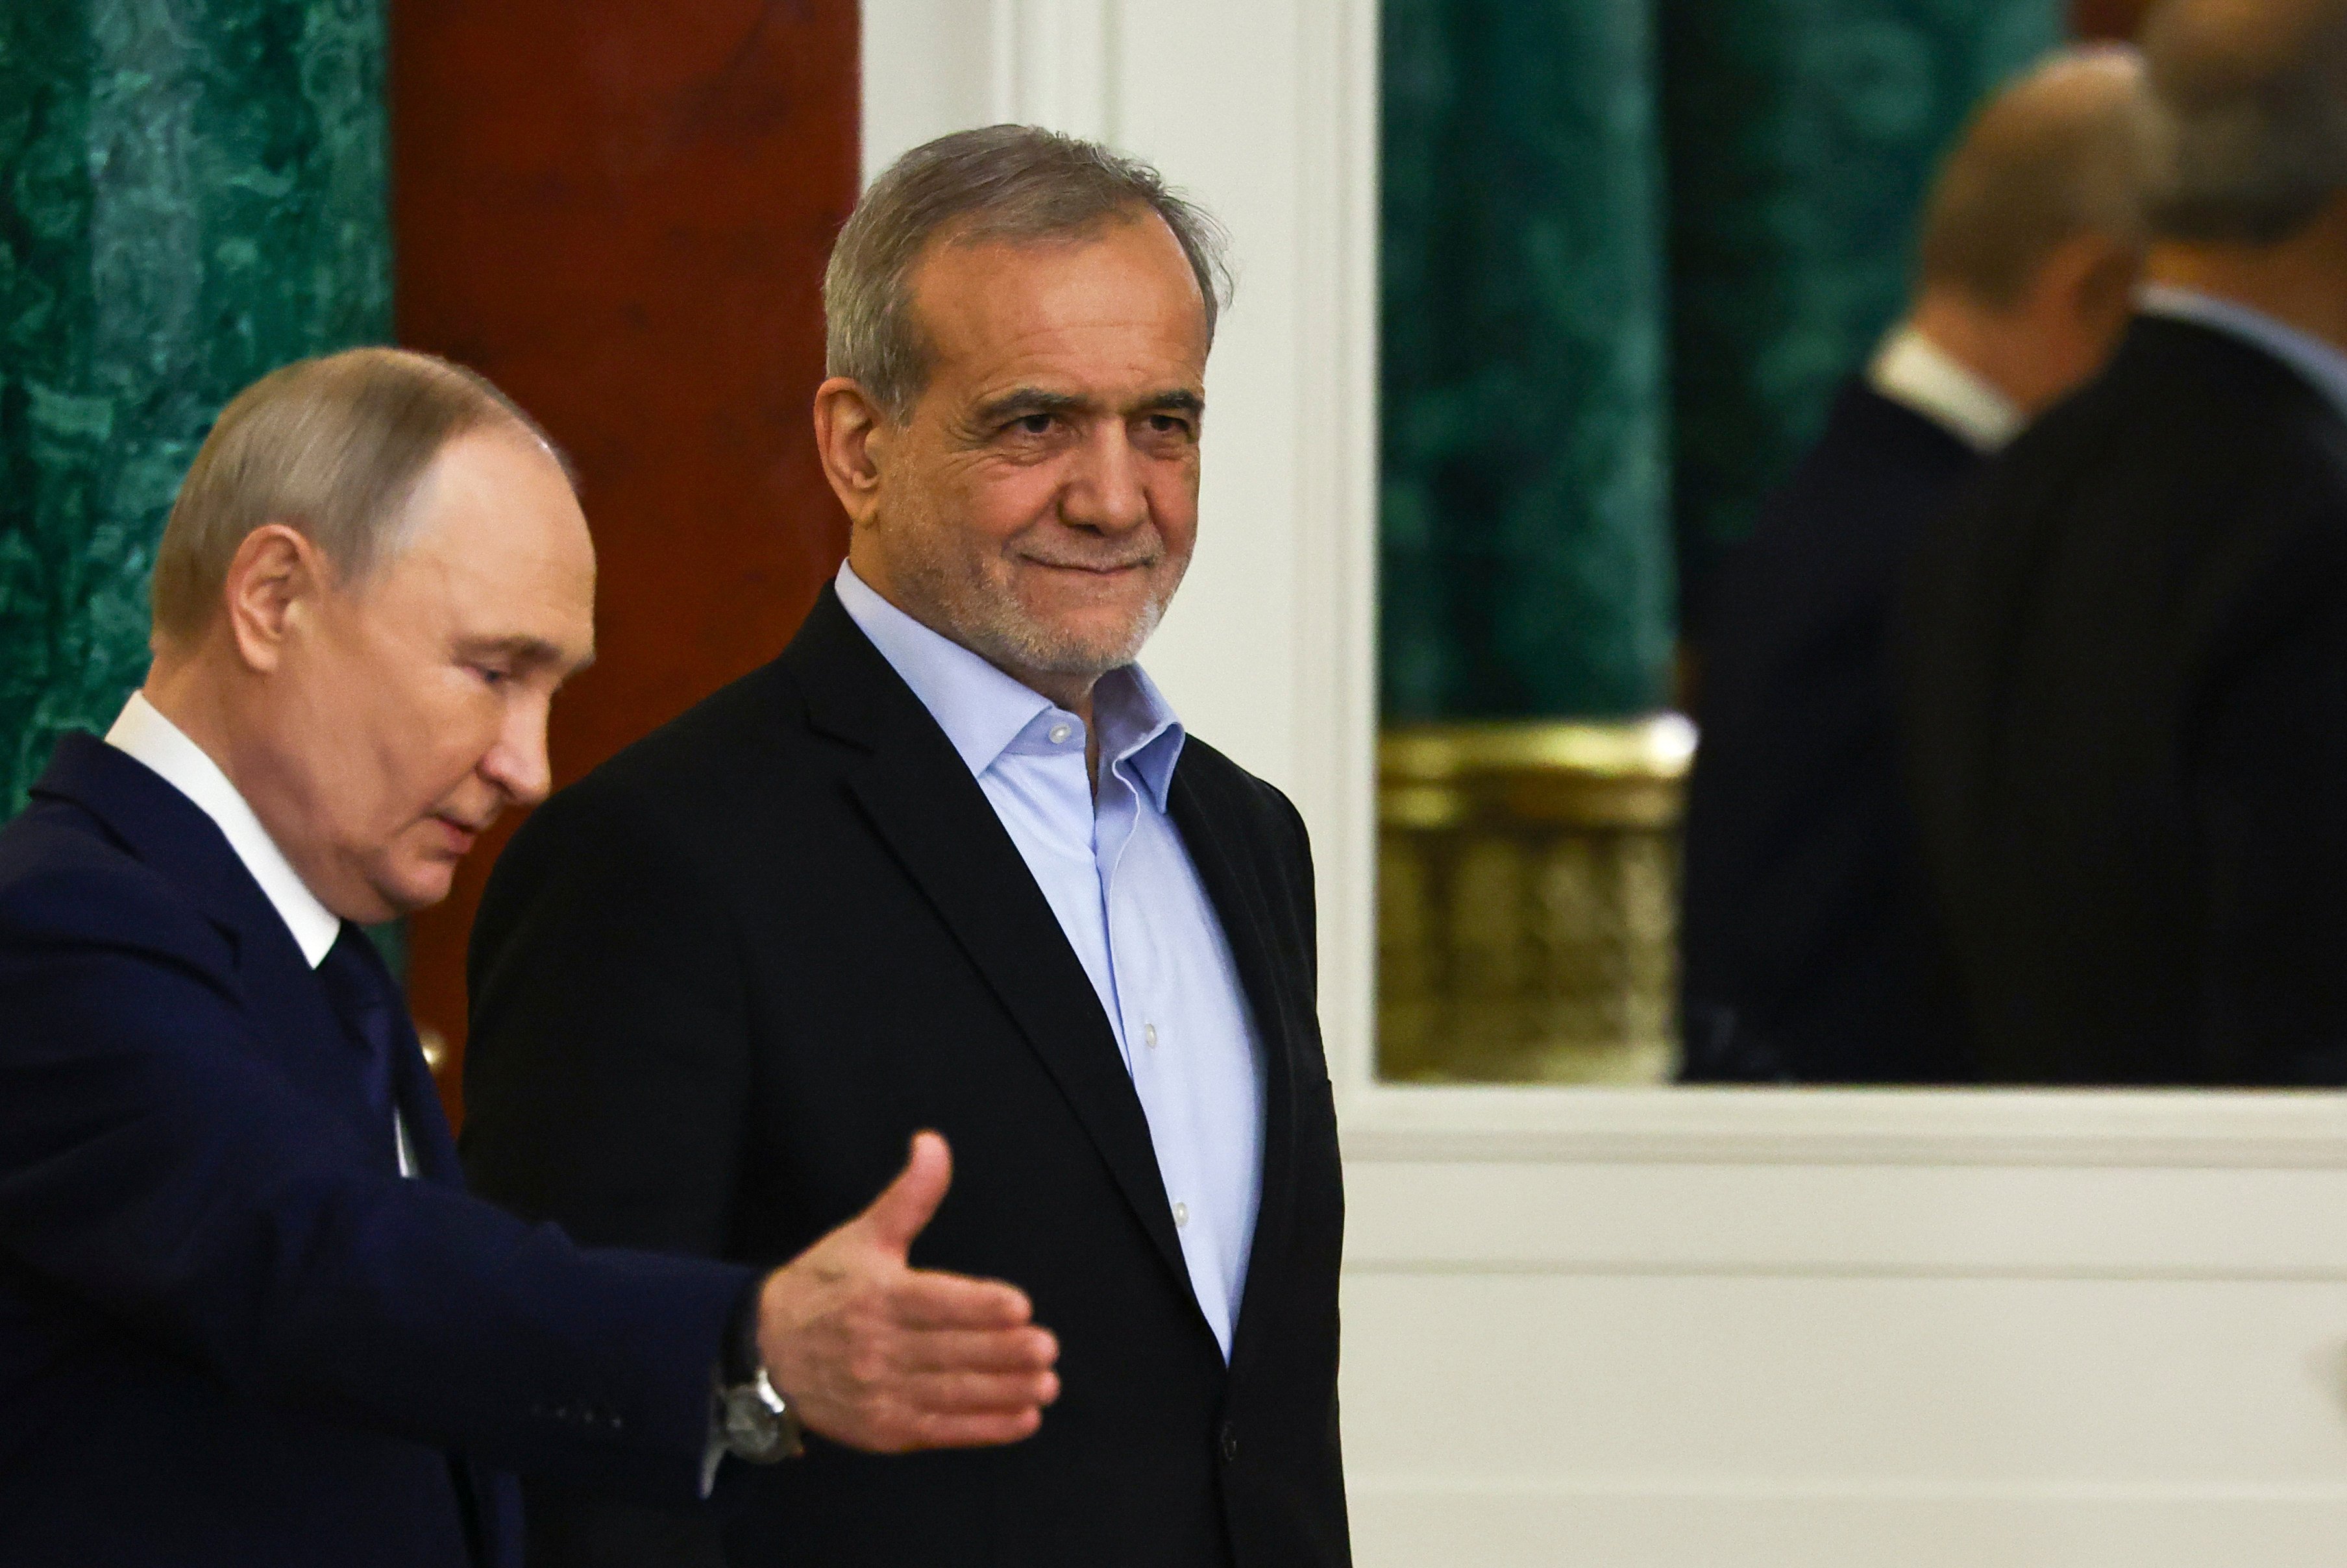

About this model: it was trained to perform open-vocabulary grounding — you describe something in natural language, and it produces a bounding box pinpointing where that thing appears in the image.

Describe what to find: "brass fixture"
[1378,717,1692,1084]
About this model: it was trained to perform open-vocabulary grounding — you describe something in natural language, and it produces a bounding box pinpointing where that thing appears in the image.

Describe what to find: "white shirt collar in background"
[2138,283,2347,426]
[104,692,341,968]
[1868,324,2024,453]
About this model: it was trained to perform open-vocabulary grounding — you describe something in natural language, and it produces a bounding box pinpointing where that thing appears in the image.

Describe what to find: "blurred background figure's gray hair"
[824,125,1233,421]
[2142,0,2347,242]
[1915,45,2159,306]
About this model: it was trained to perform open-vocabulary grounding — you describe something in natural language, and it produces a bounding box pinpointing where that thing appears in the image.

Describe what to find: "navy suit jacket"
[1680,380,1980,1082]
[0,733,755,1567]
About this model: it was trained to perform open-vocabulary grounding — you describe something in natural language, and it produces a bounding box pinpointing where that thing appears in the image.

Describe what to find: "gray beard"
[952,587,1166,680]
[895,548,1181,681]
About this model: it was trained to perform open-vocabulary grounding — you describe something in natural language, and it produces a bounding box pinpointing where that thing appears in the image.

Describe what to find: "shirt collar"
[2137,284,2347,426]
[1867,324,2024,452]
[833,561,1186,810]
[104,692,342,968]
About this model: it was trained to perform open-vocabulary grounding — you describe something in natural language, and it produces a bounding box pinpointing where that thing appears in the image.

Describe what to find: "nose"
[1061,421,1150,535]
[480,691,555,807]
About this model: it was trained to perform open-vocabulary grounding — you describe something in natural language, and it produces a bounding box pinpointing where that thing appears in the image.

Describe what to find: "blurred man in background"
[1681,48,2157,1082]
[1902,0,2347,1084]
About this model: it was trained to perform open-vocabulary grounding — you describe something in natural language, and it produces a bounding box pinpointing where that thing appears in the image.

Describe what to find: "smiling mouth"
[1022,557,1153,575]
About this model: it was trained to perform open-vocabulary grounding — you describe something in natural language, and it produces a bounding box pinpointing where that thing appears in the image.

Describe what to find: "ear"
[221,523,332,674]
[2039,232,2141,327]
[2073,240,2143,325]
[812,376,894,529]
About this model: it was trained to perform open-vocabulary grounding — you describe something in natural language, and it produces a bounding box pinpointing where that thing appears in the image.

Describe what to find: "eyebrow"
[460,634,593,675]
[973,386,1205,424]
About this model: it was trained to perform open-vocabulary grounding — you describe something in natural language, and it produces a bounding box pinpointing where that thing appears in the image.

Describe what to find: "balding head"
[2142,0,2347,241]
[1918,46,2159,307]
[152,347,568,649]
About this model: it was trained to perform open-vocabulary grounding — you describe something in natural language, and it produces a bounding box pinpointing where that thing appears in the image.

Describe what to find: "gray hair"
[824,125,1232,421]
[1916,46,2160,306]
[2141,0,2347,243]
[151,347,564,646]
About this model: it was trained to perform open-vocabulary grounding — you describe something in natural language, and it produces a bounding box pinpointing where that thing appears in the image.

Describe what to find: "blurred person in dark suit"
[0,350,1058,1567]
[460,128,1349,1568]
[1902,0,2347,1084]
[1681,48,2159,1082]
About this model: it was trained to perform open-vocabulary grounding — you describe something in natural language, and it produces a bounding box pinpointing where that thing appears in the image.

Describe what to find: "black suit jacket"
[0,735,752,1568]
[1900,315,2347,1084]
[1680,379,1982,1081]
[461,587,1349,1568]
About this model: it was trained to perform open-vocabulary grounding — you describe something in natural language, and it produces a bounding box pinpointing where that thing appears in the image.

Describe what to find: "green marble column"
[1660,0,2058,615]
[0,0,389,811]
[1381,0,1676,721]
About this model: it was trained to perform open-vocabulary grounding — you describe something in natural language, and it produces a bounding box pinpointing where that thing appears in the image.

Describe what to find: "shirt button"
[1144,1023,1159,1048]
[1172,1201,1190,1227]
[1048,723,1073,744]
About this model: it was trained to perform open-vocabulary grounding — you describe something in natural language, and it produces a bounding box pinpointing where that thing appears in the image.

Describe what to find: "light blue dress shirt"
[2139,284,2347,424]
[835,563,1266,1359]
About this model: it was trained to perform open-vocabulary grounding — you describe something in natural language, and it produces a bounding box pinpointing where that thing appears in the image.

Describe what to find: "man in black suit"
[460,127,1349,1567]
[1900,0,2347,1084]
[0,350,1058,1565]
[1680,48,2157,1081]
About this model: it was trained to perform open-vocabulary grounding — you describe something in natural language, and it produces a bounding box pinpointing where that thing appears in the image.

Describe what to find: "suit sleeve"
[1264,781,1319,994]
[0,861,751,1502]
[461,777,756,1563]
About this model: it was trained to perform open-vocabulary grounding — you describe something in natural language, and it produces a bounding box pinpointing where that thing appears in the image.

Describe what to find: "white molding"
[1351,1477,2347,1503]
[1337,1083,2347,1170]
[1346,1481,2347,1568]
[861,0,1119,184]
[989,0,1116,140]
[1288,0,1383,1087]
[1340,1157,2347,1275]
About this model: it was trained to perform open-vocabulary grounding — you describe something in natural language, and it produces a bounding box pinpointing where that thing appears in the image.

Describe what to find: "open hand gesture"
[754,1131,1061,1452]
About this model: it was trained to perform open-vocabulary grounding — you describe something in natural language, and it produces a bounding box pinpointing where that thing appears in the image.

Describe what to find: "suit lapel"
[32,733,417,1175]
[1165,761,1302,1369]
[787,592,1194,1294]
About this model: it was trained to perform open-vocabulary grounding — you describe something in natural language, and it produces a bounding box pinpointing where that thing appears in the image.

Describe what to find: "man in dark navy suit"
[1680,48,2158,1082]
[0,349,1059,1565]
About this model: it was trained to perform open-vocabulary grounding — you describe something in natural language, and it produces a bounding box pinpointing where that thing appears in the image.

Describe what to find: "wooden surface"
[391,0,859,1123]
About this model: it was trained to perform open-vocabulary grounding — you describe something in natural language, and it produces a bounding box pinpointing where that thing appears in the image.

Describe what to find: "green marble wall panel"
[1381,0,1675,721]
[1660,0,2058,614]
[0,0,389,811]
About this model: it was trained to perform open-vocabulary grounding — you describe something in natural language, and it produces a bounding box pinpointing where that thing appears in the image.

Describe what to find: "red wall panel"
[2071,0,2156,40]
[391,0,860,1121]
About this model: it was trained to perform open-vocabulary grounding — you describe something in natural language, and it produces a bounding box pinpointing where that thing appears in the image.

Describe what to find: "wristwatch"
[715,1292,804,1463]
[718,1366,802,1463]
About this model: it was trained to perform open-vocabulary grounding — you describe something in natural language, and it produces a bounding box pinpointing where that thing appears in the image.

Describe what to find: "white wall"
[862,6,2347,1563]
